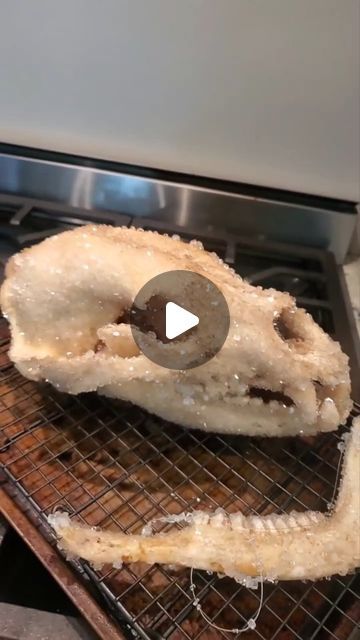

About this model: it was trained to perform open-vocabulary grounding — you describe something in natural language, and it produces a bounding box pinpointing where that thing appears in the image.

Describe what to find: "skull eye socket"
[273,310,300,342]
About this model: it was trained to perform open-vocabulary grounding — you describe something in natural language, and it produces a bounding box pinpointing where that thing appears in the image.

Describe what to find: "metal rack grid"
[0,313,359,640]
[0,202,359,638]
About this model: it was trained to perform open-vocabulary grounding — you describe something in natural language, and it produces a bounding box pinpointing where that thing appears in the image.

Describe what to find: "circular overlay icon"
[130,270,230,370]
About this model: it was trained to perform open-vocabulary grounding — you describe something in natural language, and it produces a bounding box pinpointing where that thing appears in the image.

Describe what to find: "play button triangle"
[165,302,199,340]
[130,270,229,369]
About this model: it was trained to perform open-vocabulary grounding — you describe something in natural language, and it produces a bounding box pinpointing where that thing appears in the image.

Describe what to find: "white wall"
[0,0,359,201]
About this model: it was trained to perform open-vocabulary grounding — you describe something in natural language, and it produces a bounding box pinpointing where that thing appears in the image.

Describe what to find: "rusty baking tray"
[0,309,359,639]
[0,209,360,639]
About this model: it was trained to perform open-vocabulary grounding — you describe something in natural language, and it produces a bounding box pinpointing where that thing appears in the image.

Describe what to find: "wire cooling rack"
[0,313,359,639]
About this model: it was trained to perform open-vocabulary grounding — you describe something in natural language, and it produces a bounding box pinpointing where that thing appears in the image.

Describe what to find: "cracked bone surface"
[0,225,352,436]
[48,418,360,581]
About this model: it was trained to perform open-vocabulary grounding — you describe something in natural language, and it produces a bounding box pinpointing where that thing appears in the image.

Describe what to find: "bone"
[48,418,360,582]
[0,226,352,437]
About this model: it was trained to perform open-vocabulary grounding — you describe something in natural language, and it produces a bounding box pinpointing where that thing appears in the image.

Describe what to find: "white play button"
[130,270,229,369]
[165,301,199,340]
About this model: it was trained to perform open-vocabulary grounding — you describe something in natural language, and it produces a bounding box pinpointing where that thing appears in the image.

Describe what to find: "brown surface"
[0,488,124,640]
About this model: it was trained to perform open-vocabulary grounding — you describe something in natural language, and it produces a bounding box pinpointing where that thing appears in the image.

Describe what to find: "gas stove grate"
[0,202,359,639]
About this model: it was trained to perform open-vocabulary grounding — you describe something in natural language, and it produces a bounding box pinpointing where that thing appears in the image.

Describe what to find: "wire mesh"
[0,311,359,639]
[0,210,359,638]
